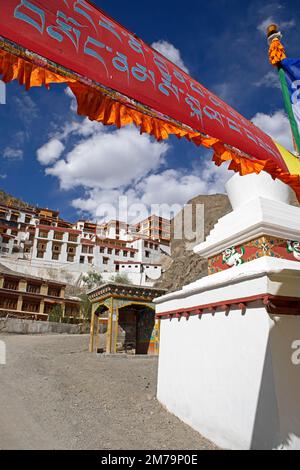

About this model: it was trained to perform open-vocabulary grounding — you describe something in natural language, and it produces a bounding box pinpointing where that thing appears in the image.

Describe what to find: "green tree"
[80,293,92,323]
[82,271,103,290]
[48,304,63,323]
[110,274,133,285]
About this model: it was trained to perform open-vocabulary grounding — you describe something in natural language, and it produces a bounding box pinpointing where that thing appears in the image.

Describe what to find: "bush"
[80,293,92,323]
[82,272,103,290]
[48,304,63,323]
[110,274,133,285]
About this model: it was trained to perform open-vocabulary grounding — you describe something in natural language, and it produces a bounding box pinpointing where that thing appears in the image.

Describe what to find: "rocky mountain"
[157,190,300,293]
[156,194,232,292]
[0,189,33,209]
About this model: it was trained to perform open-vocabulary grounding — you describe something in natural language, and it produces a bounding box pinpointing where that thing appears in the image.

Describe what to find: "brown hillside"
[156,194,232,292]
[157,191,300,293]
[0,189,32,209]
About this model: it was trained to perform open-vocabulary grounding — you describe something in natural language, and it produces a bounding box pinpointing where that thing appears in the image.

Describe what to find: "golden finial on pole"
[267,23,286,65]
[267,24,279,40]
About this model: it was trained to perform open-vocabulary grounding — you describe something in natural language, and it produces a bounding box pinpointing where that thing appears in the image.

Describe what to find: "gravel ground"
[0,334,217,450]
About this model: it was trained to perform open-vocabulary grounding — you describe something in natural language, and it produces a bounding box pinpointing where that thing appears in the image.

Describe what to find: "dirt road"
[0,334,216,450]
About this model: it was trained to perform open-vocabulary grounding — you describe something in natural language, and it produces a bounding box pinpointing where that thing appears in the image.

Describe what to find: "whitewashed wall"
[157,307,300,450]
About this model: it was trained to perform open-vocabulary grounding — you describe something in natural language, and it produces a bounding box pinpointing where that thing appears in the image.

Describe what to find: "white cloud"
[13,93,38,125]
[251,109,293,151]
[254,71,281,89]
[64,86,77,112]
[37,138,65,166]
[3,147,23,160]
[71,160,232,222]
[137,170,207,206]
[46,126,169,190]
[257,16,295,35]
[151,40,189,73]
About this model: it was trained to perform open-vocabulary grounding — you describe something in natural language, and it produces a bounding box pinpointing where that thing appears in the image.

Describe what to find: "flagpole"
[267,24,300,155]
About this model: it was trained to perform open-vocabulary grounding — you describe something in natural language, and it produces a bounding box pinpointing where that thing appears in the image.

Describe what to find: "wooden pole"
[89,304,98,353]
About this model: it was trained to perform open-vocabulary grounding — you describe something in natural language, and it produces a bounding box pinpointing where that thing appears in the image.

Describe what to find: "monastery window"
[115,249,120,256]
[54,232,64,241]
[25,216,31,224]
[37,252,44,259]
[123,251,128,257]
[11,230,18,236]
[37,242,47,251]
[3,279,19,291]
[48,287,61,297]
[154,245,158,250]
[103,257,109,265]
[0,297,18,310]
[130,252,135,258]
[52,253,59,261]
[145,251,150,258]
[100,247,105,254]
[68,234,78,243]
[108,248,113,255]
[82,246,88,254]
[67,255,75,263]
[65,305,79,318]
[39,230,49,239]
[27,284,41,294]
[80,256,85,264]
[22,301,40,313]
[89,247,94,254]
[144,241,148,248]
[88,257,93,264]
[10,214,19,222]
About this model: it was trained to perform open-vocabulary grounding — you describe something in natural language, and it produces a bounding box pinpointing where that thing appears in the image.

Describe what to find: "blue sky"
[0,0,299,222]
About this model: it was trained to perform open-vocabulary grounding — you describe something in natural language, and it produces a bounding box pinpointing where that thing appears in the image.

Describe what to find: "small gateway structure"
[88,283,166,355]
[155,172,300,450]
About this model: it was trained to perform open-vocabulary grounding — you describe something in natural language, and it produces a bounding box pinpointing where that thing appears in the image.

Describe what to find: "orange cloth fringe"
[0,49,72,89]
[1,49,300,201]
[268,38,287,66]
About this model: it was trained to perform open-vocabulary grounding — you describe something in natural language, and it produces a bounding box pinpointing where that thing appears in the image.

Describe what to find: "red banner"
[0,0,286,169]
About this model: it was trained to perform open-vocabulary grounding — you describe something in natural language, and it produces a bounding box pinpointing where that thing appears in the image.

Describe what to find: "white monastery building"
[0,204,170,286]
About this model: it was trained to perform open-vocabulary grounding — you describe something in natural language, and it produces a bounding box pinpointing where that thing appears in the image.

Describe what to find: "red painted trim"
[80,239,95,246]
[156,294,300,319]
[37,225,81,235]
